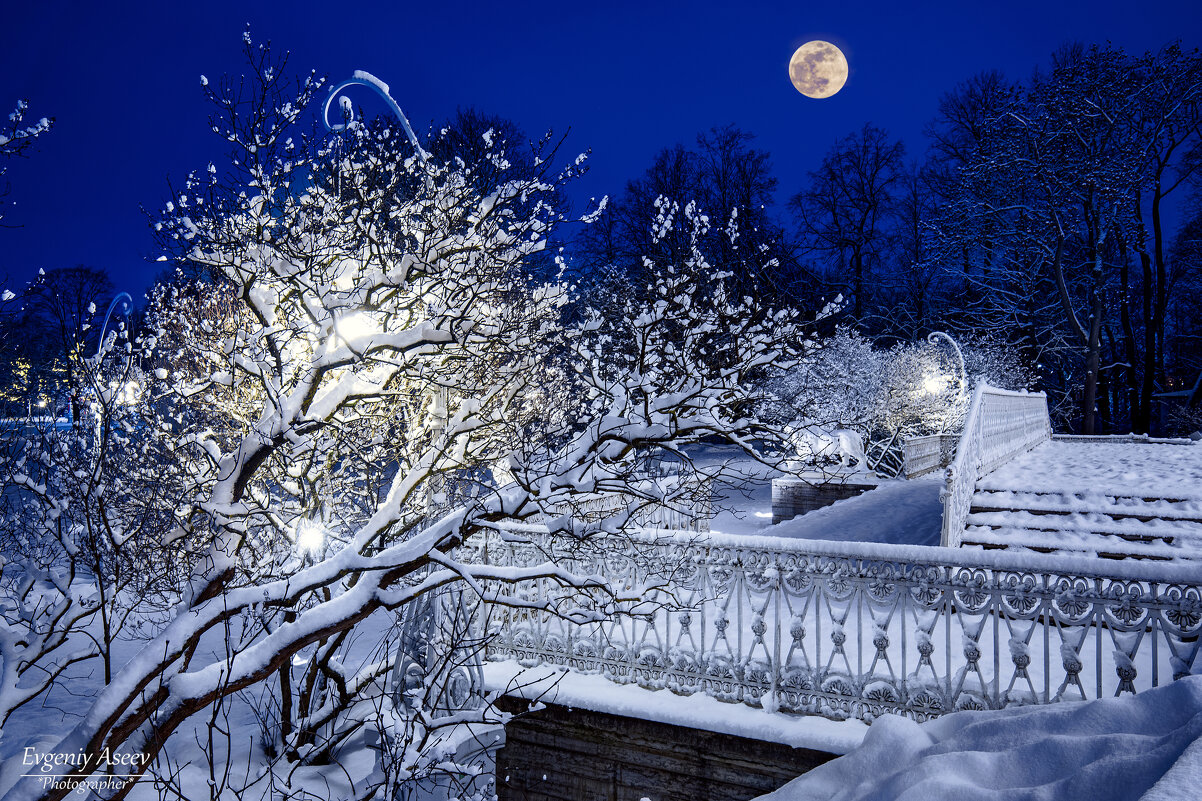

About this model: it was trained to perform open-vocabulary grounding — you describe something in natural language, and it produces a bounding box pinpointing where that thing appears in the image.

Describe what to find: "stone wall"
[771,476,879,524]
[495,698,834,801]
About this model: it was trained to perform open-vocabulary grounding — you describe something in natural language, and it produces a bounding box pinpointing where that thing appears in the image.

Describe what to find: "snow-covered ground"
[762,477,943,546]
[756,675,1202,801]
[0,609,402,800]
[701,445,943,546]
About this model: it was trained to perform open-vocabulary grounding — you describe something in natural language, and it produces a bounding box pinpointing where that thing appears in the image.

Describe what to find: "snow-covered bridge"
[463,385,1202,799]
[474,385,1202,727]
[937,384,1202,560]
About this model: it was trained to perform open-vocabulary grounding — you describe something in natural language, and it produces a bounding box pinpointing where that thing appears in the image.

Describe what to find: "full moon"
[789,41,848,99]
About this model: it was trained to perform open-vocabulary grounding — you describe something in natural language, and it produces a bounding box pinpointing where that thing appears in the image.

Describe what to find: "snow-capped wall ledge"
[491,523,1202,584]
[482,659,868,755]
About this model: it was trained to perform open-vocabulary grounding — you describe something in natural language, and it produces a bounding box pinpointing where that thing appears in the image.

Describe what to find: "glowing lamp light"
[294,519,325,555]
[922,373,950,396]
[114,379,142,406]
[335,311,380,344]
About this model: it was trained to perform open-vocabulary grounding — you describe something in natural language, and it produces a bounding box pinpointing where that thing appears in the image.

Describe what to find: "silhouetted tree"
[924,44,1202,433]
[577,126,807,312]
[790,123,905,324]
[16,266,115,414]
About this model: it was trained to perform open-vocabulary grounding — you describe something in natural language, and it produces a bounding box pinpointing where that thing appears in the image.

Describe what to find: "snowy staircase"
[962,488,1202,561]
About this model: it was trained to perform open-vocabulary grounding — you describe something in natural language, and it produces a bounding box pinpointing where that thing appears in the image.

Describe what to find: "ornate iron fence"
[902,434,958,478]
[941,385,1051,547]
[473,530,1202,724]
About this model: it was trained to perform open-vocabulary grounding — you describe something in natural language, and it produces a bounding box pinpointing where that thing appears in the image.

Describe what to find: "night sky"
[2,0,1200,298]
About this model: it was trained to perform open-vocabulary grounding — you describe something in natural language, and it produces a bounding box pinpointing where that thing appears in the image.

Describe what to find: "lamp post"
[94,292,133,360]
[322,71,427,164]
[927,331,967,403]
[76,291,134,428]
[324,71,447,505]
[324,71,482,718]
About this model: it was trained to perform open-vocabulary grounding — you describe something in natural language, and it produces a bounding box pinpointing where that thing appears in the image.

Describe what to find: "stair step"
[961,525,1189,561]
[976,478,1202,504]
[970,490,1202,522]
[962,539,1172,562]
[970,500,1202,524]
[965,510,1202,543]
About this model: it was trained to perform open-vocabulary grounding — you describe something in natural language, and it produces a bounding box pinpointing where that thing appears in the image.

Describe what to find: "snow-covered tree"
[926,44,1202,434]
[576,126,808,313]
[0,99,53,228]
[0,100,54,411]
[0,294,177,726]
[11,266,115,414]
[0,41,816,801]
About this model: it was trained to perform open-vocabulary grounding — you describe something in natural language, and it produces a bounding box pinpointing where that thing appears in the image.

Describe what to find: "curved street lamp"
[325,70,479,716]
[927,330,968,403]
[72,290,135,426]
[94,291,133,360]
[322,71,427,164]
[322,71,445,440]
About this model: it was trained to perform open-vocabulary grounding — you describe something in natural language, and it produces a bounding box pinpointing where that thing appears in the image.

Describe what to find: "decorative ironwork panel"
[474,531,1202,724]
[903,434,958,478]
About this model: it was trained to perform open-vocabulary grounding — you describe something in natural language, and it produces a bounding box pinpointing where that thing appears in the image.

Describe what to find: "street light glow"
[335,311,380,344]
[923,373,950,395]
[116,380,142,406]
[294,519,325,555]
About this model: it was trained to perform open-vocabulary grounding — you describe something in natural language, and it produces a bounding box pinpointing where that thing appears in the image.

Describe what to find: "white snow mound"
[757,675,1202,801]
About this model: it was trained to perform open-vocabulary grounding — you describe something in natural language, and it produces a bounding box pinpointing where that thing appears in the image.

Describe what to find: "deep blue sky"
[2,0,1200,298]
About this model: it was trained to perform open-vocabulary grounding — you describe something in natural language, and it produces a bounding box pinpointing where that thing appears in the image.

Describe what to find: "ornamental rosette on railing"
[473,530,1202,724]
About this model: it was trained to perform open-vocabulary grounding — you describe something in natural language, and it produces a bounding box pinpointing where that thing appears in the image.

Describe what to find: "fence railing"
[902,434,959,478]
[941,385,1051,548]
[1051,433,1196,445]
[473,529,1202,724]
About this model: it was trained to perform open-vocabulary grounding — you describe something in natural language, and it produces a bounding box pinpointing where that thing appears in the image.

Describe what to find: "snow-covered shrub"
[0,300,187,727]
[768,328,1035,474]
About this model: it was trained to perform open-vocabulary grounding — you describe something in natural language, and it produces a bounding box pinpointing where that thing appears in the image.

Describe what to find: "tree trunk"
[1098,368,1112,433]
[1082,252,1107,435]
[853,250,864,320]
[1119,246,1143,432]
[1152,186,1168,410]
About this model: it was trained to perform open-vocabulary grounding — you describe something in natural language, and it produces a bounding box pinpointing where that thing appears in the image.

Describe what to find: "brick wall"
[495,699,834,801]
